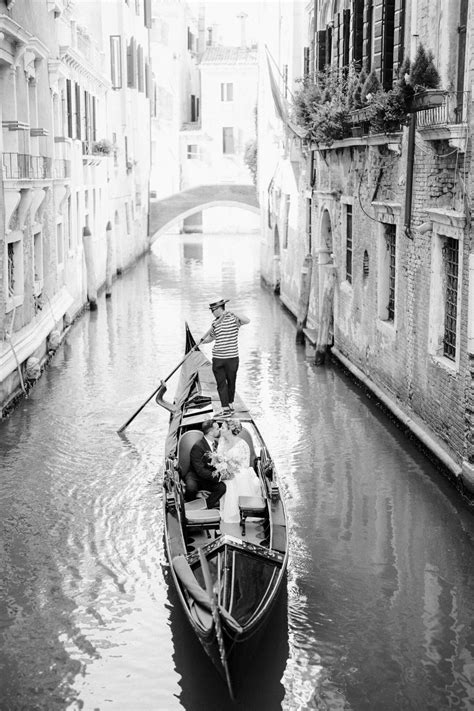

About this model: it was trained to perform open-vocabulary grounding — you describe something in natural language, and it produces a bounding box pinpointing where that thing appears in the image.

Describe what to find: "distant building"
[150,0,200,202]
[0,0,152,413]
[180,15,259,234]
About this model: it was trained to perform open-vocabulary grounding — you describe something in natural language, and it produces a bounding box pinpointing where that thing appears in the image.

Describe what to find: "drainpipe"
[404,112,416,239]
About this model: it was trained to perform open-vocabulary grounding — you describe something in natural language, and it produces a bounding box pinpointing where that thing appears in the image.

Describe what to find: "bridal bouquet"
[206,451,235,481]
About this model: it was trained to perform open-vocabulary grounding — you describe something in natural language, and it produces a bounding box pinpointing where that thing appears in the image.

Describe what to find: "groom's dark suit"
[185,436,226,509]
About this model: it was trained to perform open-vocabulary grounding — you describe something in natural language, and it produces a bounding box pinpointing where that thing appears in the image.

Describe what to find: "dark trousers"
[184,472,226,509]
[212,357,239,407]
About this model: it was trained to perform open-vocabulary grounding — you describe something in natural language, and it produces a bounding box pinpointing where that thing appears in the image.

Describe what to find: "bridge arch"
[149,184,259,242]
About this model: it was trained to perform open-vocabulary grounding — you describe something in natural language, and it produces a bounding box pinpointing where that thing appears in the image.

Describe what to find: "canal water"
[1,232,474,711]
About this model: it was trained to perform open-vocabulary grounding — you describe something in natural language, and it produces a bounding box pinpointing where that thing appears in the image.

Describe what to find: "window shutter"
[144,0,152,29]
[75,82,81,140]
[372,0,384,77]
[303,46,310,78]
[393,0,406,69]
[66,79,73,138]
[325,24,332,66]
[353,0,364,65]
[92,97,96,141]
[317,30,326,71]
[336,13,341,68]
[127,41,133,87]
[343,10,350,66]
[363,1,374,72]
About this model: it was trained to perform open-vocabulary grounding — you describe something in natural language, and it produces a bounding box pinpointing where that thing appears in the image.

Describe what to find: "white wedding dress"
[218,438,262,523]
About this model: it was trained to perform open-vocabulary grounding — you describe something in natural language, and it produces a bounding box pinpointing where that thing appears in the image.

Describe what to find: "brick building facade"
[259,0,474,495]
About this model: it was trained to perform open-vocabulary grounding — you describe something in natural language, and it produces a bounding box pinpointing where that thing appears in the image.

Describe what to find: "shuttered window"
[303,47,310,78]
[66,79,73,138]
[317,29,327,71]
[110,35,122,89]
[137,45,144,92]
[75,82,81,139]
[364,1,374,72]
[222,127,234,154]
[342,10,350,66]
[127,38,136,88]
[352,0,364,65]
[144,0,152,28]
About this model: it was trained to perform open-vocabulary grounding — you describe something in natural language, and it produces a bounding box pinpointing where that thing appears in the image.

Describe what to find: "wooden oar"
[117,325,213,434]
[199,548,235,700]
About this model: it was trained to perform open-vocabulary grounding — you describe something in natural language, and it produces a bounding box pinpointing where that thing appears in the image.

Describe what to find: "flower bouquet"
[206,451,235,481]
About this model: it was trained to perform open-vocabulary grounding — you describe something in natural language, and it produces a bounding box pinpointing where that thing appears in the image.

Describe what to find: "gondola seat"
[238,495,267,536]
[239,427,257,469]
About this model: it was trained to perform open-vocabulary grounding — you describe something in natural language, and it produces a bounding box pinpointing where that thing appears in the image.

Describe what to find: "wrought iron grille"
[346,204,353,283]
[443,237,459,360]
[385,224,396,321]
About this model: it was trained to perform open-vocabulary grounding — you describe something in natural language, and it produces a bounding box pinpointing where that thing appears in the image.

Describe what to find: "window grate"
[346,204,352,283]
[7,242,15,295]
[386,224,396,321]
[443,237,459,360]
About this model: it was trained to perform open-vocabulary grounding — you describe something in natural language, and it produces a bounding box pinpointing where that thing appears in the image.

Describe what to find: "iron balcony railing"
[417,91,469,128]
[2,152,52,179]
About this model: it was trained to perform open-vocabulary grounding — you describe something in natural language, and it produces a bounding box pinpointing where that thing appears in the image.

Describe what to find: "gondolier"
[202,299,250,417]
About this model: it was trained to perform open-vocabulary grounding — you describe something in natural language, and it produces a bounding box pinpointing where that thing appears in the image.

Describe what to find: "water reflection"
[0,232,473,710]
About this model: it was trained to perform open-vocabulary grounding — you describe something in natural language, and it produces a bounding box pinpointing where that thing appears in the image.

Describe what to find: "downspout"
[404,112,416,238]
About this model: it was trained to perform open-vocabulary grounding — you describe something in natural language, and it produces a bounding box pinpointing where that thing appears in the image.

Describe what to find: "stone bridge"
[149,184,259,241]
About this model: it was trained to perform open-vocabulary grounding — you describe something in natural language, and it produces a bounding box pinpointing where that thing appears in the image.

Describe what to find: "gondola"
[157,324,288,699]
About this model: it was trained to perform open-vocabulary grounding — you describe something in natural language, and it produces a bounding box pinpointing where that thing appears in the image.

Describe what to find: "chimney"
[198,4,205,54]
[237,12,248,48]
[207,26,212,46]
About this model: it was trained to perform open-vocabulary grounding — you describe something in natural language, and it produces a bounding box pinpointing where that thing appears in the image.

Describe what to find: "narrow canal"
[1,232,474,711]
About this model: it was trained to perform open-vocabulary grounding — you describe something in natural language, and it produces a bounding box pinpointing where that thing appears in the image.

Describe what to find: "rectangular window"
[57,223,64,266]
[220,83,233,101]
[144,0,152,28]
[343,10,350,67]
[110,36,122,89]
[187,144,199,159]
[127,38,136,88]
[443,237,459,360]
[306,198,312,254]
[283,194,290,249]
[190,94,197,122]
[303,47,310,78]
[125,202,131,233]
[352,0,364,65]
[137,45,144,92]
[382,0,396,89]
[7,239,22,297]
[66,79,73,138]
[346,204,353,283]
[75,82,81,139]
[222,127,234,154]
[33,231,43,283]
[386,223,396,321]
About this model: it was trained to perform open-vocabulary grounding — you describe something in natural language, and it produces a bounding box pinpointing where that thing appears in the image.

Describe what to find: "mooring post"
[105,220,113,298]
[82,225,98,310]
[295,253,313,344]
[314,264,337,366]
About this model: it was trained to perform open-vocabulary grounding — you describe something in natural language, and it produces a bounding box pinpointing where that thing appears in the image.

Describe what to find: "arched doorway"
[320,208,333,258]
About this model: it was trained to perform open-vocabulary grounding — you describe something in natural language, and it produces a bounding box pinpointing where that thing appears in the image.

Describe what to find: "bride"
[217,419,262,523]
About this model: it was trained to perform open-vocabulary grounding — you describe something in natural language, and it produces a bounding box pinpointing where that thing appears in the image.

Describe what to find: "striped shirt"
[211,312,241,358]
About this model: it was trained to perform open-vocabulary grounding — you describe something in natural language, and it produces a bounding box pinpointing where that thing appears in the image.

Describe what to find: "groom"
[185,420,226,509]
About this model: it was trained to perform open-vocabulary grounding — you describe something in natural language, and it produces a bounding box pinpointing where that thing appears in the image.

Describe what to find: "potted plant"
[92,138,113,156]
[408,44,444,111]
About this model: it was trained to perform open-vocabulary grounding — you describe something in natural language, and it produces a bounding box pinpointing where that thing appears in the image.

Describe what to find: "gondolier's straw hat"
[209,299,229,311]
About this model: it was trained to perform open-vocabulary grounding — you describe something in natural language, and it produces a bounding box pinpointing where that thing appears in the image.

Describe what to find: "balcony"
[416,91,469,147]
[2,153,52,180]
[53,158,71,179]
